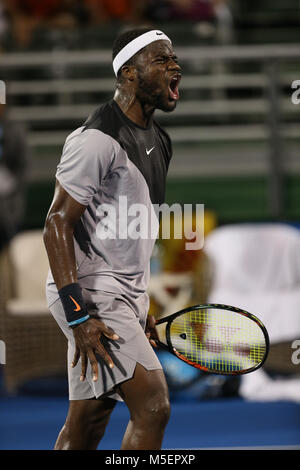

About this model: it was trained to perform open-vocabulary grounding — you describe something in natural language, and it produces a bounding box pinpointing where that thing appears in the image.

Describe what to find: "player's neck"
[113,90,154,129]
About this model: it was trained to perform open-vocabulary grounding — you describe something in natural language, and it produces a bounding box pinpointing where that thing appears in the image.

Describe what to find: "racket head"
[160,304,269,376]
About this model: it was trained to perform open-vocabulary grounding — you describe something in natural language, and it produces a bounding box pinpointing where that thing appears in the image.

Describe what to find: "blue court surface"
[1,395,299,450]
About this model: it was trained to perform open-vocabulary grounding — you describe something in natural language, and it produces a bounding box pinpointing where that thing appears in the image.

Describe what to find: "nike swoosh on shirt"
[69,295,81,312]
[146,147,155,155]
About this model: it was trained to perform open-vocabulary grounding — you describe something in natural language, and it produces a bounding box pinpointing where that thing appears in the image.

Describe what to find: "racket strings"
[169,308,266,373]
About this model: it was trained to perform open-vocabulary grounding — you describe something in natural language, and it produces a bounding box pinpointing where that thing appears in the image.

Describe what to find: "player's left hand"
[146,314,158,347]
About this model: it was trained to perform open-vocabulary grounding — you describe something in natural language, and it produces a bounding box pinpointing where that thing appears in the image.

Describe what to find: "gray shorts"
[46,287,162,402]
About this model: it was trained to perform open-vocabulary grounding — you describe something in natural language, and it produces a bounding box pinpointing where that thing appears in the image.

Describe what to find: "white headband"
[113,29,172,76]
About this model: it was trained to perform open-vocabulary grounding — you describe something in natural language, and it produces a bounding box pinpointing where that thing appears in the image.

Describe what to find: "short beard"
[136,68,175,112]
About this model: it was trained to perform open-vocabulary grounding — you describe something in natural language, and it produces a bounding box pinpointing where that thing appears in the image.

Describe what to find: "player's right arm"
[43,180,119,382]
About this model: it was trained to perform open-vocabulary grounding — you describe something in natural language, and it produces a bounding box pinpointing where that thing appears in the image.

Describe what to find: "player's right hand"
[71,317,119,382]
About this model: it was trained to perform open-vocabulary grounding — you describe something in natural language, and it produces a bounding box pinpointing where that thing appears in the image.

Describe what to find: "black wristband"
[58,283,90,327]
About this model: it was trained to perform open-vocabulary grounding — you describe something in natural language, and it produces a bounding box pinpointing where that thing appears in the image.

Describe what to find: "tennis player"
[43,27,181,450]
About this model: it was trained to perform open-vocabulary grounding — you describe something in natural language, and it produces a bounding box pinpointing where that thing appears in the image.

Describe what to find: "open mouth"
[169,74,181,101]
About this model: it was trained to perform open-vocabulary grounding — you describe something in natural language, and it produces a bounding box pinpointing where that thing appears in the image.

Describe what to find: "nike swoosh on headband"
[112,30,171,76]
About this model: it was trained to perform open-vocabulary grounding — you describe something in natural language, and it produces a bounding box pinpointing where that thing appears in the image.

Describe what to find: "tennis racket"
[155,304,269,375]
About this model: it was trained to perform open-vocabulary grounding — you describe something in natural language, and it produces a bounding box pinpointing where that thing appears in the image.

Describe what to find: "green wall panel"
[23,175,300,230]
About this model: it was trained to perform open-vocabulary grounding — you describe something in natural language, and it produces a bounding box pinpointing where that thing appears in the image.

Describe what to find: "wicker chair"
[0,230,67,394]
